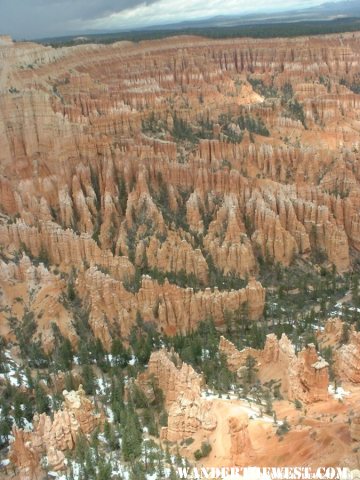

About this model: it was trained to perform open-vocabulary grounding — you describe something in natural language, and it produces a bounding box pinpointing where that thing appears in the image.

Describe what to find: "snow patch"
[328,384,350,400]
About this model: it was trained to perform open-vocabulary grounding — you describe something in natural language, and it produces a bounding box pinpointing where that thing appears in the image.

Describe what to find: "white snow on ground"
[56,462,81,480]
[129,356,136,366]
[330,302,360,317]
[201,390,281,424]
[0,369,28,387]
[0,350,177,480]
[96,377,109,395]
[0,350,29,387]
[348,307,360,312]
[328,384,350,400]
[240,404,278,424]
[52,436,170,480]
[105,405,114,422]
[22,417,33,432]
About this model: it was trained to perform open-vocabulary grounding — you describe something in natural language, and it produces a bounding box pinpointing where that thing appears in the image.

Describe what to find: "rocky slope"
[2,32,360,345]
[2,31,360,477]
[10,386,101,478]
[137,349,217,442]
[136,346,357,469]
[318,318,360,384]
[219,334,330,402]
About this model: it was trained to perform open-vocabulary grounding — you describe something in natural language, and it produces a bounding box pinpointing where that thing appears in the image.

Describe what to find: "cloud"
[83,0,326,31]
[0,0,344,40]
[0,0,156,39]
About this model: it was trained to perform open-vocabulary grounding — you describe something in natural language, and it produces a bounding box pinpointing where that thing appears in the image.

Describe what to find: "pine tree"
[129,460,146,480]
[122,407,142,461]
[84,448,95,478]
[75,433,88,464]
[34,383,50,414]
[90,427,100,462]
[24,367,34,389]
[264,389,273,415]
[0,413,13,446]
[175,443,183,466]
[13,394,24,428]
[224,310,233,335]
[156,450,165,478]
[118,176,128,214]
[96,459,112,480]
[111,338,131,368]
[143,407,158,437]
[244,355,258,386]
[82,365,96,395]
[169,465,178,480]
[340,322,350,344]
[64,372,76,391]
[273,411,278,424]
[78,342,90,365]
[104,420,118,450]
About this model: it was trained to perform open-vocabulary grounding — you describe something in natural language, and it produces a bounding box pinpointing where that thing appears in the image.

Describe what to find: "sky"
[0,0,344,40]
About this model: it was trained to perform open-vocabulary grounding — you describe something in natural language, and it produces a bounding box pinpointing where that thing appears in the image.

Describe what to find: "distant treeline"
[38,17,360,48]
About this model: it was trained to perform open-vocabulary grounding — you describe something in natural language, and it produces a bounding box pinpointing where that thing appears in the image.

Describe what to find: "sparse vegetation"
[194,441,212,460]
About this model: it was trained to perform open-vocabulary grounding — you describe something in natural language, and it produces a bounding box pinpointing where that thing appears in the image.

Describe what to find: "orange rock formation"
[138,349,217,442]
[10,386,101,476]
[219,334,329,402]
[335,330,360,383]
[3,32,360,346]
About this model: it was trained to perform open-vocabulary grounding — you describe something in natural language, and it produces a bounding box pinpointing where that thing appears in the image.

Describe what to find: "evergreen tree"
[169,465,178,480]
[64,372,76,391]
[156,450,165,478]
[111,338,131,368]
[118,176,128,214]
[264,389,273,415]
[24,367,34,389]
[104,420,118,450]
[0,412,13,445]
[34,383,50,414]
[51,323,73,371]
[92,338,107,371]
[122,406,143,461]
[78,342,91,365]
[143,407,158,437]
[244,355,258,386]
[340,322,350,344]
[84,448,96,478]
[352,275,360,306]
[82,365,96,395]
[224,310,233,336]
[90,427,100,462]
[97,459,112,480]
[130,460,147,480]
[276,417,291,436]
[75,433,88,464]
[13,394,25,428]
[131,385,149,409]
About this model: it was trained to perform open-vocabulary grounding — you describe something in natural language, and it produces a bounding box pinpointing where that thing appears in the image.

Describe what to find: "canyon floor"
[1,30,360,479]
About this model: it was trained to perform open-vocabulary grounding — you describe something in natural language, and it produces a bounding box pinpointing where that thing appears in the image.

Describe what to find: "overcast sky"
[0,0,343,40]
